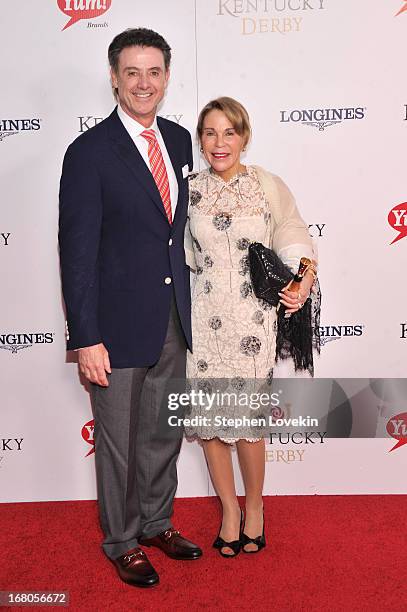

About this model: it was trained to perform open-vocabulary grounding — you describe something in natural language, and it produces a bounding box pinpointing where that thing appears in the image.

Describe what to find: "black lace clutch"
[248,242,321,375]
[248,242,293,306]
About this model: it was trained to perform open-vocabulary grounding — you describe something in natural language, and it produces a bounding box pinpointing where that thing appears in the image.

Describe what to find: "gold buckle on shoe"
[123,550,144,564]
[164,528,180,539]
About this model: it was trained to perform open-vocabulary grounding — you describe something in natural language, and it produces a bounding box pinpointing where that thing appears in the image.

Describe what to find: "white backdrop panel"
[0,0,406,503]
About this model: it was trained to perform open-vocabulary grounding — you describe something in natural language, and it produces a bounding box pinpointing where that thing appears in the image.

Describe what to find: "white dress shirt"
[117,104,178,215]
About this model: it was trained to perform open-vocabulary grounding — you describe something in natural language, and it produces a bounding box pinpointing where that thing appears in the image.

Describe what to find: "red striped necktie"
[141,129,172,224]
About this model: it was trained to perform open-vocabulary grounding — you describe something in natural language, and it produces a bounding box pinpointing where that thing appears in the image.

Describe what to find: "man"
[59,28,202,588]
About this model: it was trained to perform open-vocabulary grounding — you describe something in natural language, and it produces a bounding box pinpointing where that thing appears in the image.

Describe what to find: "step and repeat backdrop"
[1,1,406,503]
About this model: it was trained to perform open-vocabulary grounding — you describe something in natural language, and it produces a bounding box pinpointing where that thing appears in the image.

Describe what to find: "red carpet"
[1,495,405,611]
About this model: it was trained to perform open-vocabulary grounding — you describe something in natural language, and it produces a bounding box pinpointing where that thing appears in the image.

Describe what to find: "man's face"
[111,45,169,127]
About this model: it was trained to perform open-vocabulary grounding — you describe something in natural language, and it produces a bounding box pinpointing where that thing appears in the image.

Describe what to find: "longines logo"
[280,107,366,131]
[388,202,407,245]
[0,333,55,355]
[0,437,24,468]
[1,233,10,246]
[217,0,327,35]
[401,324,407,339]
[308,223,325,238]
[82,419,95,457]
[396,1,407,16]
[78,114,184,133]
[0,119,41,143]
[58,0,112,31]
[316,325,364,346]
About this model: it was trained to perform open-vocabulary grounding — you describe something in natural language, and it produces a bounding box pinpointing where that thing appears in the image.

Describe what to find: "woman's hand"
[278,271,314,315]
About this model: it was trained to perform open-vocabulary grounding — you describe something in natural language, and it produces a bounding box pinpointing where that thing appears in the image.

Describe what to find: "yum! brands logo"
[388,202,407,245]
[82,419,95,457]
[396,1,407,16]
[57,0,112,31]
[387,413,407,451]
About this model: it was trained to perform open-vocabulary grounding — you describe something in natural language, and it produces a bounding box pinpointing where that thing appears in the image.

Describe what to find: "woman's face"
[200,109,245,180]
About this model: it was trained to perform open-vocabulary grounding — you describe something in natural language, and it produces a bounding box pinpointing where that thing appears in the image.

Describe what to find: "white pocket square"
[182,164,189,178]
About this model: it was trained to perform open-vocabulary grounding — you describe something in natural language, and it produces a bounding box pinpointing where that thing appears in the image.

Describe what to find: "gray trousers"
[90,297,186,559]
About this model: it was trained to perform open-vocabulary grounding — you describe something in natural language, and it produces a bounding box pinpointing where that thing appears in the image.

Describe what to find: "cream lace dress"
[184,165,313,442]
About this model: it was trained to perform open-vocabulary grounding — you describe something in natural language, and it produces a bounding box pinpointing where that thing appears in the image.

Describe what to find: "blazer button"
[169,238,173,246]
[164,277,172,285]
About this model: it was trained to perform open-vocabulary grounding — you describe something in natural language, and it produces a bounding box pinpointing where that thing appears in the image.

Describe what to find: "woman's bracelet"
[304,262,317,283]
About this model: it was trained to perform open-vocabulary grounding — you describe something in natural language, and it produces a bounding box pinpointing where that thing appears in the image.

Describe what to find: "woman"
[185,97,318,557]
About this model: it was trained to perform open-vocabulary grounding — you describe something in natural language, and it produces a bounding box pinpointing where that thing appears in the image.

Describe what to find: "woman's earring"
[200,147,203,153]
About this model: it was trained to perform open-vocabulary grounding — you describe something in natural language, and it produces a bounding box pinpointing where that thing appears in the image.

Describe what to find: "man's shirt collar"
[117,104,158,138]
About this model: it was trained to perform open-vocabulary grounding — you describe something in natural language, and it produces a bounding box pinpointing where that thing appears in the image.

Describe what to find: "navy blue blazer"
[59,108,193,368]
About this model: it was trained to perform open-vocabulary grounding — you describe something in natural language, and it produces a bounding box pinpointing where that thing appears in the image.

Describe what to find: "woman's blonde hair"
[197,97,252,148]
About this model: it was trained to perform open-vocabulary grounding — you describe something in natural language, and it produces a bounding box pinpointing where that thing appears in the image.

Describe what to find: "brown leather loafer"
[140,528,202,560]
[112,547,159,587]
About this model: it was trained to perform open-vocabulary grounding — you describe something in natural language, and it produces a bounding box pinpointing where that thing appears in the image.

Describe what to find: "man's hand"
[78,343,111,386]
